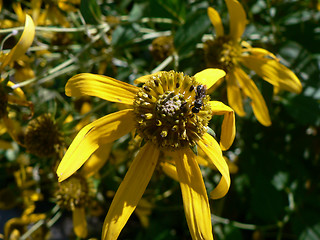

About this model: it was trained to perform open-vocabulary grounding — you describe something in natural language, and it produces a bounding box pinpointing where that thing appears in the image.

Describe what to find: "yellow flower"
[205,0,302,126]
[56,69,235,240]
[0,14,35,144]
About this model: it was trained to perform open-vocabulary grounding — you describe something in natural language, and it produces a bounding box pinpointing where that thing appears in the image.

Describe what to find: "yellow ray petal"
[133,71,165,85]
[243,47,278,60]
[81,142,113,178]
[73,207,88,239]
[234,67,271,126]
[225,0,247,40]
[226,70,246,116]
[160,161,179,182]
[57,109,135,182]
[207,7,224,37]
[0,139,13,149]
[65,73,139,105]
[194,68,226,89]
[198,133,230,199]
[240,56,302,94]
[102,142,160,240]
[0,14,35,70]
[209,100,236,150]
[175,149,213,240]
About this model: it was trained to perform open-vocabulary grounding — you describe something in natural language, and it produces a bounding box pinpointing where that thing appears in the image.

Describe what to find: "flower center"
[133,71,212,150]
[24,114,62,158]
[55,174,92,211]
[204,36,242,72]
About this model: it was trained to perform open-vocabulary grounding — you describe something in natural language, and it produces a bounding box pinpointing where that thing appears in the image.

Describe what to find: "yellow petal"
[225,0,247,40]
[240,56,302,94]
[160,161,179,182]
[209,100,236,150]
[244,47,278,60]
[198,133,230,199]
[81,142,113,178]
[226,71,246,116]
[0,14,35,70]
[234,67,271,126]
[65,73,139,105]
[57,109,135,182]
[102,142,160,240]
[0,139,13,149]
[175,149,213,240]
[207,7,224,37]
[133,71,165,85]
[194,68,226,89]
[73,207,88,238]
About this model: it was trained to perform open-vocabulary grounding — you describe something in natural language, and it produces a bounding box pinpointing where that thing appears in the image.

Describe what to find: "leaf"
[80,0,101,24]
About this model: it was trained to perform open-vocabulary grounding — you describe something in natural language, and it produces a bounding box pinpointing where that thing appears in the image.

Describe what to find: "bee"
[191,85,207,113]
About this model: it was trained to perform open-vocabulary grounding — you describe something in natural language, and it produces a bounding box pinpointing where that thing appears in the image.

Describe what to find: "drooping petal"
[80,142,113,178]
[102,142,160,240]
[226,70,246,116]
[65,73,139,105]
[234,67,271,126]
[0,14,35,70]
[73,207,88,239]
[57,109,135,182]
[240,55,302,94]
[194,68,226,89]
[198,133,230,199]
[0,139,13,149]
[207,7,224,37]
[175,149,213,240]
[225,0,247,40]
[160,161,179,182]
[2,116,22,145]
[209,100,236,150]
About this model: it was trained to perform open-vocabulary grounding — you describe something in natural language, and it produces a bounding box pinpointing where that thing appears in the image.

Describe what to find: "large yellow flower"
[0,14,35,145]
[204,0,302,126]
[56,69,235,240]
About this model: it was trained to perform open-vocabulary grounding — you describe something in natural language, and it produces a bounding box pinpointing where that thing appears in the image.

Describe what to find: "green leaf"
[80,0,102,24]
[174,10,210,57]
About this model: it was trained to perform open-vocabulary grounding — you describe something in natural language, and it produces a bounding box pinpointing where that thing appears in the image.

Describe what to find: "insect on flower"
[191,85,207,113]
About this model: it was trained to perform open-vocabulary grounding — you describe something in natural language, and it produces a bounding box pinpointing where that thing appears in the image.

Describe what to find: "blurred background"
[0,0,319,239]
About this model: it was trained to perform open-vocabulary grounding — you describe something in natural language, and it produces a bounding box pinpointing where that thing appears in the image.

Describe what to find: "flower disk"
[55,174,91,211]
[204,36,242,72]
[24,114,62,157]
[133,71,212,150]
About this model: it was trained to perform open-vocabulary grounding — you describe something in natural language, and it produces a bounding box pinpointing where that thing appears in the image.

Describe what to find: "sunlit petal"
[226,70,246,116]
[194,68,226,89]
[175,148,213,240]
[73,207,88,238]
[243,47,278,60]
[66,73,139,105]
[225,0,247,40]
[57,109,135,182]
[207,7,224,37]
[133,71,165,85]
[240,56,302,94]
[198,133,230,199]
[0,14,35,70]
[209,100,236,150]
[102,142,160,240]
[81,142,113,178]
[234,67,271,126]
